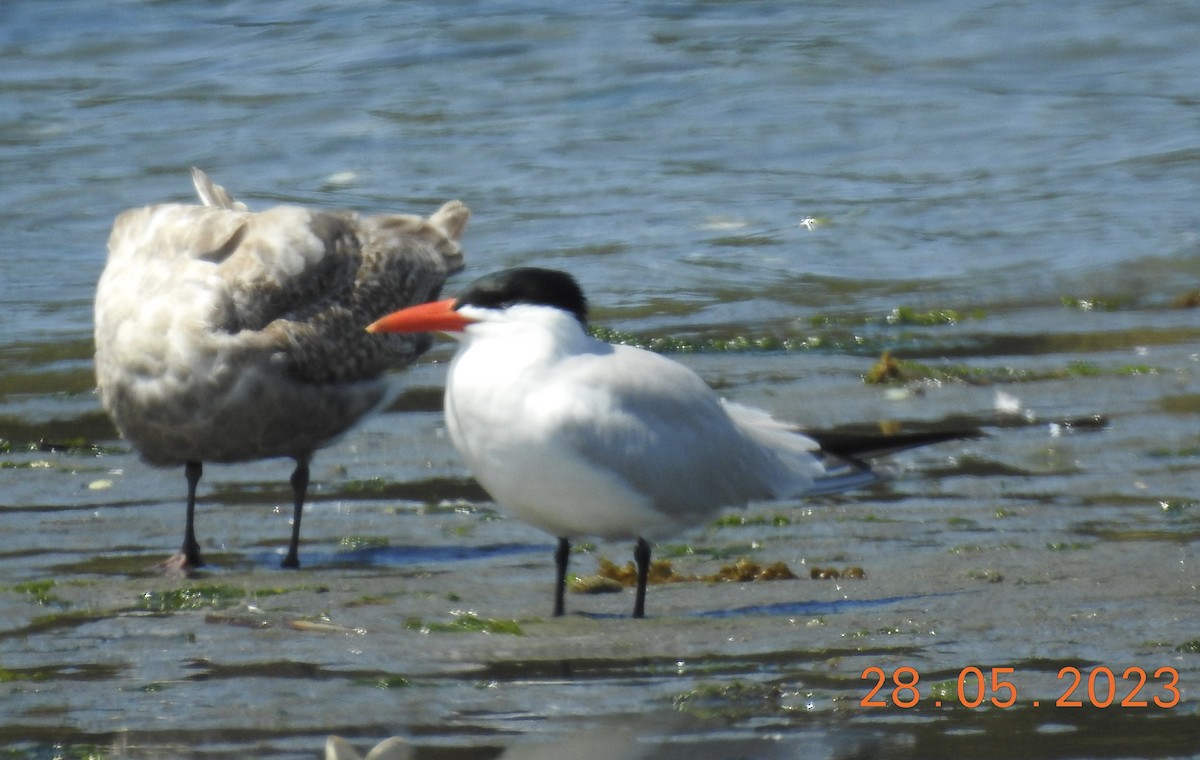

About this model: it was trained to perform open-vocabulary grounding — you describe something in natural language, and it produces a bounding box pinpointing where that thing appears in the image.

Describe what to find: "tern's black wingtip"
[808,427,983,460]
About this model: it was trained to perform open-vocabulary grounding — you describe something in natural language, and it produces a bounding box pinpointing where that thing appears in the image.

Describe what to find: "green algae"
[589,325,805,354]
[405,613,523,635]
[1159,394,1200,414]
[710,513,792,528]
[673,680,785,720]
[864,354,1165,386]
[137,584,285,613]
[361,674,413,689]
[337,535,389,551]
[885,306,976,326]
[1060,295,1129,311]
[7,579,66,607]
[338,475,489,503]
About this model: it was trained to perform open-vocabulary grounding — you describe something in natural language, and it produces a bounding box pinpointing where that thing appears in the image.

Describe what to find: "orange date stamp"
[861,665,1181,709]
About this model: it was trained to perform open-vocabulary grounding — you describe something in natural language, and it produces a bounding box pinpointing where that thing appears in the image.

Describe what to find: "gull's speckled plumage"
[94,169,468,568]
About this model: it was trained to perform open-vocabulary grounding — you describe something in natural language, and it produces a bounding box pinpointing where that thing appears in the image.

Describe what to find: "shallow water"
[1,1,1198,758]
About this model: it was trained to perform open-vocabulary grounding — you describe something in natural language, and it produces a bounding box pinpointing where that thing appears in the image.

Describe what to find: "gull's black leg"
[182,460,204,567]
[633,537,651,619]
[554,537,571,617]
[282,457,309,569]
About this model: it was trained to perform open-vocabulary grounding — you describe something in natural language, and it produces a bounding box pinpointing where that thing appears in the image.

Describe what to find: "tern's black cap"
[454,267,588,326]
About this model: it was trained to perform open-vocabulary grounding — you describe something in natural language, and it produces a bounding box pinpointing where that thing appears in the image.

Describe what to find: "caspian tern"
[367,267,973,617]
[94,169,469,570]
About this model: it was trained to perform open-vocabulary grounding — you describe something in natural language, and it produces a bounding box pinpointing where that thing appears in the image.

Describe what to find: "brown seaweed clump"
[1171,290,1200,309]
[864,351,903,384]
[570,556,810,594]
[809,565,866,580]
[710,558,798,582]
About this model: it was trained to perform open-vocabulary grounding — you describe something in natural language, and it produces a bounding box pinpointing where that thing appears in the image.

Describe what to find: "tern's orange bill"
[366,298,471,334]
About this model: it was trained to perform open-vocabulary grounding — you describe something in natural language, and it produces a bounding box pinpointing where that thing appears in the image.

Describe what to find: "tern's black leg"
[182,460,204,567]
[553,537,571,617]
[632,537,651,619]
[282,457,309,569]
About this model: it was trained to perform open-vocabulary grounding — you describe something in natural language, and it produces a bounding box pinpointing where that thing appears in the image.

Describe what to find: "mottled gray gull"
[95,168,468,570]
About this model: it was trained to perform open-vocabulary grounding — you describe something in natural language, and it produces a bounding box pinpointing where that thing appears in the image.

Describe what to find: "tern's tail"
[722,398,981,498]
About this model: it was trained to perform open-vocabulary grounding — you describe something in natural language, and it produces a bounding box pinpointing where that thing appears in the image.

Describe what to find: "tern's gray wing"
[546,345,840,524]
